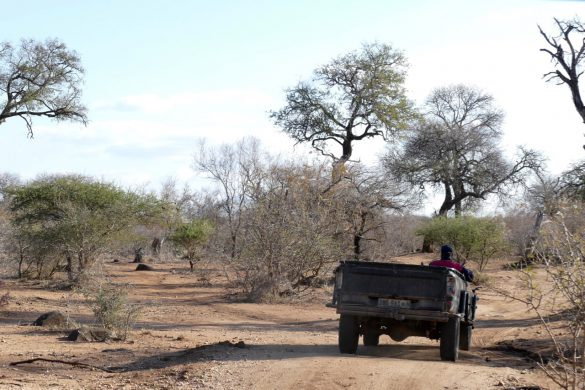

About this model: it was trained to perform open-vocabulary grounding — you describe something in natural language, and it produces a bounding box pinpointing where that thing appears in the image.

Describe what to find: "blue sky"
[1,1,584,205]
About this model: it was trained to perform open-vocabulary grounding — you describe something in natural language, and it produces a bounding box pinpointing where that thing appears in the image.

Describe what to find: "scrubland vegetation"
[2,17,585,390]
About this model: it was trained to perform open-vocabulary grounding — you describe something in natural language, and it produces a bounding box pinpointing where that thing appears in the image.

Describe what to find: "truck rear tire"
[459,323,472,351]
[363,330,379,346]
[440,317,460,361]
[339,314,359,354]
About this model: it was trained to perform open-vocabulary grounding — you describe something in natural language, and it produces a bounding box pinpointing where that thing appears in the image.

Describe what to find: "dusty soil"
[0,255,562,389]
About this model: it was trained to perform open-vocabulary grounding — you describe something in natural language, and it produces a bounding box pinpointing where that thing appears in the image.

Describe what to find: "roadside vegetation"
[1,17,585,387]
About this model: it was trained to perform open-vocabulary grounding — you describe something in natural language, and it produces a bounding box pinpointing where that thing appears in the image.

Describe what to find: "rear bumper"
[335,303,455,322]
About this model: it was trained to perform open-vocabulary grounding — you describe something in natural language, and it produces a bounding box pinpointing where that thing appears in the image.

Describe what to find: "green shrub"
[6,174,166,281]
[83,282,141,340]
[417,216,507,271]
[170,219,213,267]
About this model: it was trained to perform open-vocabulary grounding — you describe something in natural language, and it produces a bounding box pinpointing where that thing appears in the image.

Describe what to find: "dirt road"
[0,258,557,389]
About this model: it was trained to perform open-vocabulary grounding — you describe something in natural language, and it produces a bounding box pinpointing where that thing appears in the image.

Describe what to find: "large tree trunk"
[438,182,454,216]
[421,236,433,253]
[17,244,26,279]
[151,237,164,256]
[454,202,462,217]
[332,139,352,183]
[66,255,74,281]
[331,160,347,183]
[352,210,368,260]
[524,210,544,262]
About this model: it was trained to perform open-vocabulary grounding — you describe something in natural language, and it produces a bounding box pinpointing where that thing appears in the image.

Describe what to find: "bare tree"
[0,39,87,137]
[540,18,585,129]
[270,43,416,174]
[193,137,262,260]
[522,173,563,260]
[384,84,543,216]
[146,177,194,258]
[235,159,342,299]
[328,164,421,259]
[560,161,585,202]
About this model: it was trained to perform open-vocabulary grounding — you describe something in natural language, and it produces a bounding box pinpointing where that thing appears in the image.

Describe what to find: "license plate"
[378,298,411,309]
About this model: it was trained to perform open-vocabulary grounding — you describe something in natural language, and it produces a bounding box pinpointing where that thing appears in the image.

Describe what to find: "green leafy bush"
[170,219,213,264]
[5,174,166,281]
[417,216,507,271]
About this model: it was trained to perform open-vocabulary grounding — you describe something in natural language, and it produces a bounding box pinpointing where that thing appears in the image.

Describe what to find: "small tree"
[170,219,213,271]
[0,39,87,137]
[193,137,261,261]
[326,164,420,260]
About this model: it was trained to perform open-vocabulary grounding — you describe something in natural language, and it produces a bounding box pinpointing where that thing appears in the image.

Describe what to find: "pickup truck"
[328,261,478,361]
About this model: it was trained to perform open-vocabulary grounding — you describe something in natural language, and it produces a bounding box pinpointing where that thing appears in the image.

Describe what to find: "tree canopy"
[6,175,164,280]
[170,219,213,262]
[0,38,87,137]
[384,84,542,216]
[270,43,416,167]
[416,216,507,271]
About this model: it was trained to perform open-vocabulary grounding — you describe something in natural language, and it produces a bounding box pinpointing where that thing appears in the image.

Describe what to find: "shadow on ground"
[93,341,490,372]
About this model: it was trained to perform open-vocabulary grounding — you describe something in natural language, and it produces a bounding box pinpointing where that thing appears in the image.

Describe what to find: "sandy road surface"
[0,259,558,389]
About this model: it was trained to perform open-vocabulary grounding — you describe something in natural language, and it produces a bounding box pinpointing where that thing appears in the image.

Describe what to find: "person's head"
[440,244,454,260]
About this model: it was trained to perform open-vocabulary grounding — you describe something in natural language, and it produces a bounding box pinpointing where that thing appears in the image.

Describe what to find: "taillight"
[445,276,456,311]
[336,271,343,289]
[446,276,456,297]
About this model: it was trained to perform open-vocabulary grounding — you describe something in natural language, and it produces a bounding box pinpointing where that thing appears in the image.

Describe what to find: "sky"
[1,0,585,211]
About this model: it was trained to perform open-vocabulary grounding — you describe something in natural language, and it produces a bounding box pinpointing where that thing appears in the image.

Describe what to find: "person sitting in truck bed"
[429,244,474,282]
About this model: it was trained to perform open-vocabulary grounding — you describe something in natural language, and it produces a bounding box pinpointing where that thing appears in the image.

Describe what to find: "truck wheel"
[459,323,472,351]
[363,330,379,346]
[338,314,359,354]
[440,317,460,361]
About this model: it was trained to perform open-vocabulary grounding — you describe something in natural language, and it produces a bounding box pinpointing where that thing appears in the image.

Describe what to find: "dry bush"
[0,291,10,311]
[369,214,426,259]
[195,138,421,300]
[232,163,342,301]
[506,204,585,389]
[80,281,141,340]
[502,210,537,256]
[324,165,421,261]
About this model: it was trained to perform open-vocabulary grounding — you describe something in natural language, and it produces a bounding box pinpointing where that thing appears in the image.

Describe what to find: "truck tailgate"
[340,262,449,301]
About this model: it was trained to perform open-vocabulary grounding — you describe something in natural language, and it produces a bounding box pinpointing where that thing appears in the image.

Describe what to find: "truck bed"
[334,261,466,322]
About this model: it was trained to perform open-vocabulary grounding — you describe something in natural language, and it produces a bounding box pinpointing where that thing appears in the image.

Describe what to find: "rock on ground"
[32,311,69,327]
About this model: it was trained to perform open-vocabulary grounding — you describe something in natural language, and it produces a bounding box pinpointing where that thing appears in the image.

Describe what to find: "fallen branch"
[9,358,122,373]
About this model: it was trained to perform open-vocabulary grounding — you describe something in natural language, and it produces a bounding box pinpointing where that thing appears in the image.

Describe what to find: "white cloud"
[36,87,289,151]
[92,88,275,114]
[2,87,305,191]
